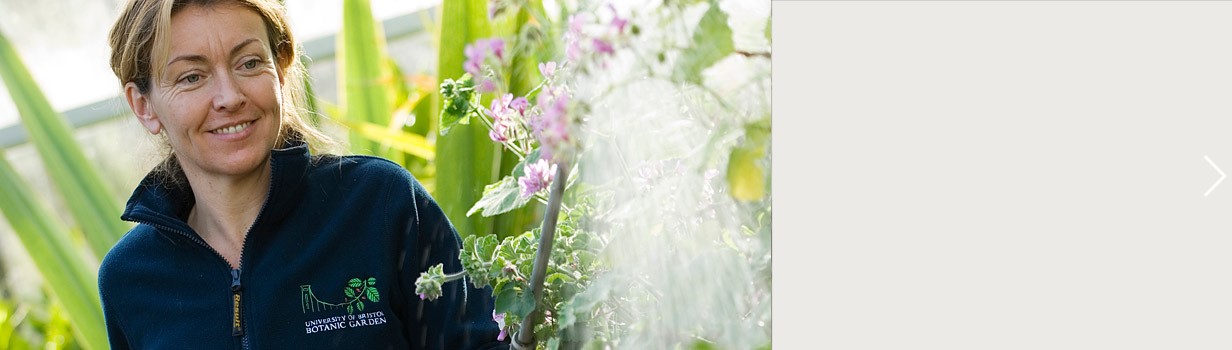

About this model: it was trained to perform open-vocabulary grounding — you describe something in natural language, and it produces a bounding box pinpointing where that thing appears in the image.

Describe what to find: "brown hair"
[108,0,336,185]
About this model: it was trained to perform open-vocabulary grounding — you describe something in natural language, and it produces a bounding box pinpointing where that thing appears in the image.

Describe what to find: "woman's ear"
[124,82,162,135]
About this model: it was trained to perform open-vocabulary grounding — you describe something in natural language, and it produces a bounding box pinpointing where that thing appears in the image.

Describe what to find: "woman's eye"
[182,74,201,84]
[243,59,260,69]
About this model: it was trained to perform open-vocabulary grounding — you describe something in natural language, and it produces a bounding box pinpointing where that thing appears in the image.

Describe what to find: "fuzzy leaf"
[673,0,734,84]
[512,287,536,319]
[466,176,533,217]
[493,284,520,315]
[728,118,770,201]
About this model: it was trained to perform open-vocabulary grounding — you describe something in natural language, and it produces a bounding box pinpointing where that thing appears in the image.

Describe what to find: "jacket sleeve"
[99,257,132,349]
[393,170,508,350]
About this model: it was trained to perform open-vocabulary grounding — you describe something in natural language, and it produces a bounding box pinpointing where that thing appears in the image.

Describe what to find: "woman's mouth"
[211,121,252,135]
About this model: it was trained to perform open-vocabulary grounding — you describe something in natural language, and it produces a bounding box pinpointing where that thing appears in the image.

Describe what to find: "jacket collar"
[120,141,312,236]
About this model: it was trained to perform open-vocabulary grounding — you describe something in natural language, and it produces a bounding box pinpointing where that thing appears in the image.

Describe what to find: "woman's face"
[128,3,282,181]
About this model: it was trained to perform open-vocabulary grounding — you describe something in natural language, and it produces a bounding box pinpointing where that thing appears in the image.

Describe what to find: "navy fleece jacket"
[98,142,506,349]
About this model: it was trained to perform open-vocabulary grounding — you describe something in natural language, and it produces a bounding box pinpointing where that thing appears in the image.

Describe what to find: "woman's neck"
[183,161,272,268]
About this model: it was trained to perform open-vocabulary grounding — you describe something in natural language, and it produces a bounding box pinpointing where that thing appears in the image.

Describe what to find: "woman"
[99,0,505,348]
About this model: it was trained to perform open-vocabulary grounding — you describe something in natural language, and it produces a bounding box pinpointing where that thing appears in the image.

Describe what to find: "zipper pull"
[231,268,244,336]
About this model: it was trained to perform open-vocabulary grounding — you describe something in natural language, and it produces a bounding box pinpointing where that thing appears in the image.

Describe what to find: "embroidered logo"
[300,277,388,334]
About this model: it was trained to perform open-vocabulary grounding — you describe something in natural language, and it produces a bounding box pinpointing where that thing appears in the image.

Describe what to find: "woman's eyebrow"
[167,38,262,66]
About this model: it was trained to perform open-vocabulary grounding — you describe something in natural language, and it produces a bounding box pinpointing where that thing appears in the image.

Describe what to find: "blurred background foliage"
[0,1,556,348]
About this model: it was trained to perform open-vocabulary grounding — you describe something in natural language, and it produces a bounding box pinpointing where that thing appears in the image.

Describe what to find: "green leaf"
[476,234,499,260]
[728,145,764,201]
[357,301,365,311]
[348,278,363,289]
[0,32,110,350]
[673,0,734,84]
[438,75,477,136]
[493,284,520,315]
[366,287,380,303]
[339,0,396,155]
[367,277,377,286]
[690,339,717,350]
[764,16,772,44]
[545,272,573,284]
[0,26,126,261]
[345,288,356,298]
[557,300,577,329]
[434,0,499,239]
[547,337,561,350]
[728,118,770,201]
[347,304,354,314]
[512,287,536,319]
[466,176,533,217]
[332,118,435,160]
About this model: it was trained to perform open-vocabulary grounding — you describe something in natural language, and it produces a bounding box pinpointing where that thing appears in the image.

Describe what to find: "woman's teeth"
[213,122,251,135]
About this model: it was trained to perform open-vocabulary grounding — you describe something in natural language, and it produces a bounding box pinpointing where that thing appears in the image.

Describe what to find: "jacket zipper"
[135,221,248,344]
[230,268,244,336]
[131,159,277,349]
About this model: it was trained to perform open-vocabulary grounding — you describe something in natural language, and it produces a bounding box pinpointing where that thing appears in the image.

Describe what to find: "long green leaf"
[434,0,498,238]
[339,0,395,155]
[0,30,125,261]
[0,150,107,350]
[333,119,435,160]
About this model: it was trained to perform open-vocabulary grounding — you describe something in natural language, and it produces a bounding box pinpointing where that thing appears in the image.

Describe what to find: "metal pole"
[511,164,570,350]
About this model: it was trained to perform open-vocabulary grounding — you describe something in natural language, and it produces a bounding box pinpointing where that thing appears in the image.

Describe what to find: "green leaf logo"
[366,287,381,303]
[334,277,380,314]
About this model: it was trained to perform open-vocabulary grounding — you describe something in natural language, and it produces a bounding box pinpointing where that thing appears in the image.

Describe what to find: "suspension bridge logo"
[300,277,388,334]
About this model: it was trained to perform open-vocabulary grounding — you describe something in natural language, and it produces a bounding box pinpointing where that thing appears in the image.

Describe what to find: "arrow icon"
[1206,155,1225,197]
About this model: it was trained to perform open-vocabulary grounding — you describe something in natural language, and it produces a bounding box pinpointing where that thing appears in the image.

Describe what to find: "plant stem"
[443,270,467,283]
[512,163,571,350]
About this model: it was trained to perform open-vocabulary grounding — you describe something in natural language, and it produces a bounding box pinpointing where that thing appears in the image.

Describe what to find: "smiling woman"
[99,0,506,349]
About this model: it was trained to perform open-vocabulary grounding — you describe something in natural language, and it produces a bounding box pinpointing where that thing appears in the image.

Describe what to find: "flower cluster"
[486,93,529,144]
[414,264,446,301]
[519,159,557,198]
[565,5,631,67]
[464,38,506,93]
[529,86,573,162]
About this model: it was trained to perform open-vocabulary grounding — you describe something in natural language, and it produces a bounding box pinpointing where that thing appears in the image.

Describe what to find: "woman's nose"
[212,73,247,112]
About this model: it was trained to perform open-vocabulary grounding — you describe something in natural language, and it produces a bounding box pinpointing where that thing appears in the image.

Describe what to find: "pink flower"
[510,96,530,114]
[609,4,629,33]
[519,159,557,198]
[463,38,507,77]
[489,124,509,143]
[418,293,427,300]
[592,38,614,56]
[532,87,572,161]
[493,311,507,341]
[487,94,517,143]
[489,94,516,121]
[464,42,485,75]
[538,61,557,80]
[476,79,497,93]
[488,39,506,61]
[566,41,583,62]
[568,14,588,35]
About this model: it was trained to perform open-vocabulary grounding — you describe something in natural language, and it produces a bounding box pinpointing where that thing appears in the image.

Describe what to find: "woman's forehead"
[165,4,269,61]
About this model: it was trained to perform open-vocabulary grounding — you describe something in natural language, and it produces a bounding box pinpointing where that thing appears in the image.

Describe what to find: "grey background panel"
[779,2,1232,349]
